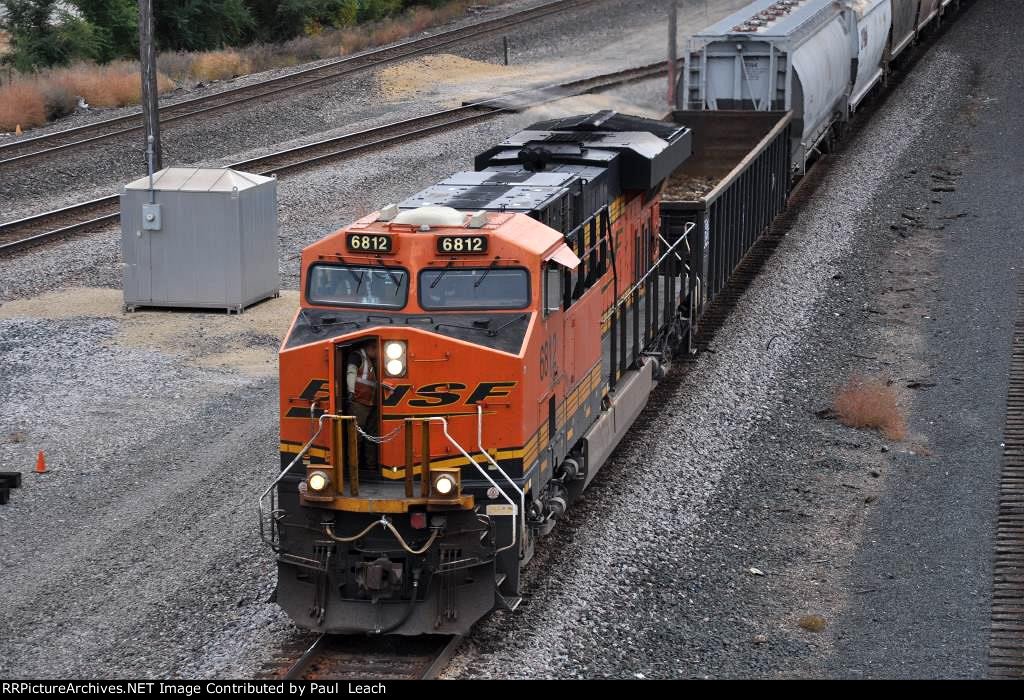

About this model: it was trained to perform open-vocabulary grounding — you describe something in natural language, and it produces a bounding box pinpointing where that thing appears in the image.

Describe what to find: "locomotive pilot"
[345,342,379,469]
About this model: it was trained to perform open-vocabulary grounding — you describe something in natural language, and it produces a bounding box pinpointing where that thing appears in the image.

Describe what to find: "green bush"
[246,0,363,42]
[75,0,138,62]
[1,0,103,70]
[154,0,256,52]
[359,0,403,23]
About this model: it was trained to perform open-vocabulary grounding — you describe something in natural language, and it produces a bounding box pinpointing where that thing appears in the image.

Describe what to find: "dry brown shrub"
[158,51,195,82]
[191,50,252,82]
[798,614,827,633]
[834,376,907,441]
[0,0,507,130]
[339,28,372,55]
[37,80,77,119]
[53,61,174,108]
[371,23,407,46]
[408,7,436,32]
[0,81,47,130]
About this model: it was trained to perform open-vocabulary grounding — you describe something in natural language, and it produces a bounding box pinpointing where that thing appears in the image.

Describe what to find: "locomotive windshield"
[307,263,408,309]
[418,268,530,310]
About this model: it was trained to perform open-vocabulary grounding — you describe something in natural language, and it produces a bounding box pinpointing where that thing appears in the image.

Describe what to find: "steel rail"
[0,0,595,167]
[280,633,461,680]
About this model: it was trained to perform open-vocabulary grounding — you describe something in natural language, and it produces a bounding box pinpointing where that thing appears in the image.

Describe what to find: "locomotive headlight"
[383,341,407,377]
[434,474,455,495]
[430,468,460,498]
[385,341,405,361]
[307,470,330,492]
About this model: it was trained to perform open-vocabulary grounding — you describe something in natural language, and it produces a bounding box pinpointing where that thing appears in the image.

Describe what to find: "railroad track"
[0,61,667,256]
[273,634,461,680]
[0,0,595,168]
[989,283,1024,679]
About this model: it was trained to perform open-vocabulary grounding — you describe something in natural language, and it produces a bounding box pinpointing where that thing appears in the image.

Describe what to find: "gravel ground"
[0,0,1010,681]
[0,0,751,222]
[821,0,1023,677]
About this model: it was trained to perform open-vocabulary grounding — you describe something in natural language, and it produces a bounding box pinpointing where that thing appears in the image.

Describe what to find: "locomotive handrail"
[257,412,344,552]
[424,415,519,555]
[261,411,519,558]
[601,221,695,323]
[658,232,685,262]
[475,405,527,557]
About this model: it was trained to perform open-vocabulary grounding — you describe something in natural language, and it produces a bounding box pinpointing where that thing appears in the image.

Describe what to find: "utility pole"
[667,0,678,110]
[139,0,162,171]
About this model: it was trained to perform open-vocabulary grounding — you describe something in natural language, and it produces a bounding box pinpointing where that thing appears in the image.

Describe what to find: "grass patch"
[834,376,907,441]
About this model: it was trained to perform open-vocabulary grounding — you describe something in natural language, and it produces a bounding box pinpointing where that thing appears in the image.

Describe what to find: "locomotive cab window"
[307,263,409,309]
[418,267,530,310]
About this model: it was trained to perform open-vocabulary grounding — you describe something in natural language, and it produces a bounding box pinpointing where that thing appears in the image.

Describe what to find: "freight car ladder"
[683,44,789,111]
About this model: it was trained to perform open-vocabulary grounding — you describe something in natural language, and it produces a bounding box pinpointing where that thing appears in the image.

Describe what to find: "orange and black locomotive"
[260,112,695,635]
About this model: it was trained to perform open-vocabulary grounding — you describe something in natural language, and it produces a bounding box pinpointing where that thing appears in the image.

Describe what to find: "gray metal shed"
[121,167,279,313]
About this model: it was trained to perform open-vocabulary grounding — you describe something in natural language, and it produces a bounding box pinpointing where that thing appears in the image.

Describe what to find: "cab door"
[541,263,566,467]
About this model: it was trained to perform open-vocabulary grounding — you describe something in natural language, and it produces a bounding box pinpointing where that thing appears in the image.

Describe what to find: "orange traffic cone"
[15,124,22,136]
[35,451,46,474]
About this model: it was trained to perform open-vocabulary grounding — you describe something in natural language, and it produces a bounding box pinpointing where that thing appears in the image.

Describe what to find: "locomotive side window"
[544,263,562,316]
[307,263,408,309]
[418,268,530,310]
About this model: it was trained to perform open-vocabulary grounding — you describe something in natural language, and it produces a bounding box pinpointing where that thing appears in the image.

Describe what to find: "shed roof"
[124,167,273,192]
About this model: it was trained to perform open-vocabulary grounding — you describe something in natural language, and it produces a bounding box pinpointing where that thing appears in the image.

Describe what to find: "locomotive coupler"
[356,556,404,601]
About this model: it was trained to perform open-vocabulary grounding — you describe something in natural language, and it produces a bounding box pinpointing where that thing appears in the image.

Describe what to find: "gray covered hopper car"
[680,0,947,173]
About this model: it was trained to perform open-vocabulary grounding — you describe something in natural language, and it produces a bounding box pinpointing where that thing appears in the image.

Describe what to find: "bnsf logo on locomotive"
[288,379,516,416]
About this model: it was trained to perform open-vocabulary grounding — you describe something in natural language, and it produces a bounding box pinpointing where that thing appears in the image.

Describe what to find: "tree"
[74,0,138,62]
[245,0,359,43]
[153,0,255,52]
[1,0,101,70]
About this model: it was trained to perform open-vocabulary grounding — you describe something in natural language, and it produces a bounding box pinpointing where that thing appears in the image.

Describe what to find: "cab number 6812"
[346,233,393,253]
